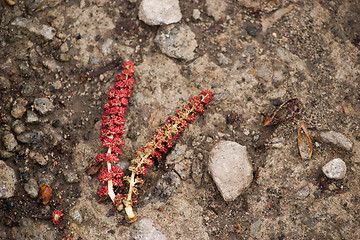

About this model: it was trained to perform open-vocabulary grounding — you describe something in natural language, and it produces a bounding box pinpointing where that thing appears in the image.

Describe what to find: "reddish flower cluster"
[52,210,64,225]
[92,60,213,222]
[96,61,135,198]
[123,90,213,221]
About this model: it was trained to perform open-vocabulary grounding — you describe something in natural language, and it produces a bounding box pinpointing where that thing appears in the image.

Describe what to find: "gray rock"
[320,131,353,151]
[208,141,253,201]
[322,158,347,180]
[0,150,14,159]
[2,132,18,151]
[29,152,48,165]
[69,209,82,224]
[11,17,56,41]
[205,0,228,21]
[155,23,197,61]
[24,178,39,198]
[25,110,39,124]
[166,144,186,164]
[246,25,260,37]
[34,98,54,115]
[42,58,61,72]
[17,130,44,143]
[139,0,182,26]
[295,185,310,200]
[11,98,28,119]
[131,218,167,240]
[0,160,17,198]
[12,120,26,135]
[173,158,191,180]
[21,83,35,96]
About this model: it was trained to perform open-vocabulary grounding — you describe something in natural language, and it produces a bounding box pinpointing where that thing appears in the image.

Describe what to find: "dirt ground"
[0,0,359,239]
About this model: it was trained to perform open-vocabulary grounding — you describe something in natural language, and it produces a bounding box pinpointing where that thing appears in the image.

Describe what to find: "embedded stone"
[155,23,197,61]
[0,160,17,198]
[139,0,182,26]
[34,98,54,115]
[322,158,347,180]
[209,141,253,201]
[320,131,353,151]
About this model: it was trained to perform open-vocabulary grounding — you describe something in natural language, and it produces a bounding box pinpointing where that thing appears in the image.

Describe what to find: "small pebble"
[69,209,82,224]
[29,152,48,166]
[192,9,201,20]
[17,130,44,143]
[295,185,310,200]
[24,178,39,198]
[2,132,18,151]
[12,120,26,135]
[0,150,14,159]
[322,158,347,180]
[11,98,28,119]
[0,160,17,198]
[59,53,71,62]
[25,110,39,124]
[34,98,54,115]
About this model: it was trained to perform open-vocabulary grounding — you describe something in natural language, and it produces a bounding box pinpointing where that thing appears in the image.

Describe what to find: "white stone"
[139,0,182,26]
[208,141,253,201]
[322,158,347,180]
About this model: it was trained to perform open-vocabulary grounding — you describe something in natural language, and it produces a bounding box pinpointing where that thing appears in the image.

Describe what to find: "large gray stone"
[320,131,353,151]
[139,0,182,26]
[155,23,198,61]
[0,160,17,198]
[208,141,253,201]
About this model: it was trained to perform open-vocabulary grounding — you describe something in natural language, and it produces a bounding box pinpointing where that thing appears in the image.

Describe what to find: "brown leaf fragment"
[297,121,313,160]
[85,161,102,175]
[38,184,54,205]
[264,98,301,126]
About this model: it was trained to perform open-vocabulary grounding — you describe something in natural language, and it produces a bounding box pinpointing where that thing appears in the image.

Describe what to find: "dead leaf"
[264,98,301,126]
[85,161,102,175]
[297,121,313,160]
[38,184,54,205]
